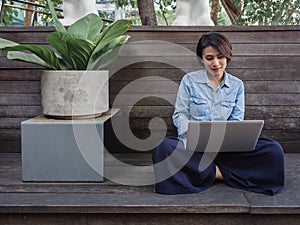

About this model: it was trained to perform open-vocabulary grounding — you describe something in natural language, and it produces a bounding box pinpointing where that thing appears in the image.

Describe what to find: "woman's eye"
[218,55,225,59]
[206,57,213,61]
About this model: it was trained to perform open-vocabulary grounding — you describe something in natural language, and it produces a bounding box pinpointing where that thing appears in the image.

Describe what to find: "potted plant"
[0,0,130,119]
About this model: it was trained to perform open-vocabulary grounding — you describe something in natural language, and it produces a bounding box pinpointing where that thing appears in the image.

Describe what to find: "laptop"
[186,120,264,152]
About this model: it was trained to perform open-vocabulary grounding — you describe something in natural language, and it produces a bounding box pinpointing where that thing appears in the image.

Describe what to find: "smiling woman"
[152,32,285,196]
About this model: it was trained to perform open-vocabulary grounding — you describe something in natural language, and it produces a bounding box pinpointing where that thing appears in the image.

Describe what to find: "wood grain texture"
[0,26,299,153]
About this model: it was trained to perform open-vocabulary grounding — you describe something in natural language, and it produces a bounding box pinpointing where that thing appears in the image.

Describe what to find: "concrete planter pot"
[41,70,109,119]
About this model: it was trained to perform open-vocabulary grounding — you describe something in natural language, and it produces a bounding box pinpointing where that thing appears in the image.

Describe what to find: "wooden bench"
[0,26,299,153]
[0,25,299,224]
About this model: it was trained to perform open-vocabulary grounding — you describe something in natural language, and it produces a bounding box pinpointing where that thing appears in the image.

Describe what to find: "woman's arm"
[172,76,190,138]
[228,81,245,120]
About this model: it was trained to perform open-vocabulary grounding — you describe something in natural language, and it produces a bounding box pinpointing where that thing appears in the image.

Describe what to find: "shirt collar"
[221,71,231,88]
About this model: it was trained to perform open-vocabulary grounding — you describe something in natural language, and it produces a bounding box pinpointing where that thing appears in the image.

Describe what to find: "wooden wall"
[0,26,299,153]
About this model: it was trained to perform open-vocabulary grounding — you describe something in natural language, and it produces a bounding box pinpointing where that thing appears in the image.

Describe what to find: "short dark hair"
[196,32,232,63]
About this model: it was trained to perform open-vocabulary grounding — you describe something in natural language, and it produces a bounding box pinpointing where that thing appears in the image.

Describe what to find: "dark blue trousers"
[152,137,285,195]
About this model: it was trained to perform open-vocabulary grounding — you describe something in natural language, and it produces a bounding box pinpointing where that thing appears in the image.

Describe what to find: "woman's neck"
[207,72,225,91]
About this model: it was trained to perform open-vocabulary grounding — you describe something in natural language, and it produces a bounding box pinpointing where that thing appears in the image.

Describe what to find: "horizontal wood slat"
[0,26,299,153]
[110,94,300,106]
[118,105,300,118]
[120,43,300,56]
[109,80,300,94]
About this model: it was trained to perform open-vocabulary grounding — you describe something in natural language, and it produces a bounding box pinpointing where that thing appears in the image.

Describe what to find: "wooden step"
[0,153,299,224]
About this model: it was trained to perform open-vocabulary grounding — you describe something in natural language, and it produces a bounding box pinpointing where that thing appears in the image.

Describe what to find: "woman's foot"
[215,165,224,180]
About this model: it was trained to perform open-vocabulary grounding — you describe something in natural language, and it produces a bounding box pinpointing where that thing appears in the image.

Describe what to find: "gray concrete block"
[21,110,118,182]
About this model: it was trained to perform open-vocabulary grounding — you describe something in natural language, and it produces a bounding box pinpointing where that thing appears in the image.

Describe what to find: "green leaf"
[47,31,73,66]
[88,47,120,70]
[0,38,18,49]
[67,38,95,70]
[97,19,130,44]
[67,13,103,41]
[8,52,54,69]
[88,35,129,70]
[3,43,62,70]
[46,0,66,32]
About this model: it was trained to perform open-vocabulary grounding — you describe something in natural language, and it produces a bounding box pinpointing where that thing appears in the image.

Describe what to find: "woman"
[152,32,284,195]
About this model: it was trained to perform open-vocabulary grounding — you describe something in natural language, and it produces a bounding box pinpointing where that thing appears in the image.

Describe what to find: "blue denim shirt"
[173,70,245,140]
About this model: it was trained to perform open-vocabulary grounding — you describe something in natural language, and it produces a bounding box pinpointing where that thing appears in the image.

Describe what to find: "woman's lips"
[212,68,222,72]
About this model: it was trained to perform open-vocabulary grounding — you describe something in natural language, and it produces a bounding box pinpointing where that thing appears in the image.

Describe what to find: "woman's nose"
[212,59,220,67]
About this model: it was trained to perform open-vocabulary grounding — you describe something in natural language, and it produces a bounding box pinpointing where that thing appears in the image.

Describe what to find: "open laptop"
[186,120,264,152]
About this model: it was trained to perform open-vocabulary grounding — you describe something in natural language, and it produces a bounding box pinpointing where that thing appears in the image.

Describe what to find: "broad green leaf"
[91,35,129,61]
[3,44,62,70]
[88,47,120,70]
[0,38,18,49]
[67,13,103,41]
[46,0,66,32]
[88,35,129,69]
[47,31,73,66]
[8,52,54,69]
[67,38,95,70]
[97,20,130,44]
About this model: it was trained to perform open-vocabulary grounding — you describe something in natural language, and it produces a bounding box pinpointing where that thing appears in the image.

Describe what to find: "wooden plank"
[109,80,300,94]
[0,94,40,106]
[227,68,300,81]
[127,117,299,130]
[0,80,298,97]
[245,106,300,118]
[245,94,300,106]
[128,128,298,143]
[261,130,300,142]
[0,118,29,129]
[244,81,300,94]
[0,81,40,93]
[1,26,300,44]
[0,106,41,117]
[110,80,179,94]
[0,129,20,141]
[281,142,300,153]
[108,56,300,70]
[110,68,300,81]
[120,43,300,56]
[127,30,300,44]
[0,29,51,44]
[110,94,176,106]
[117,106,300,118]
[110,94,300,106]
[125,106,174,117]
[0,141,20,153]
[0,70,42,81]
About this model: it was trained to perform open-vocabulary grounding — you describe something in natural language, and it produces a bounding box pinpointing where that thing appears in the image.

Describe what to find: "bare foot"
[215,165,224,180]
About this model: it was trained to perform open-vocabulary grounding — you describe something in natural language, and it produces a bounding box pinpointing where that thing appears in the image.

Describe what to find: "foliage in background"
[1,0,300,26]
[155,0,176,25]
[236,0,300,25]
[0,0,63,26]
[0,1,19,25]
[35,0,63,25]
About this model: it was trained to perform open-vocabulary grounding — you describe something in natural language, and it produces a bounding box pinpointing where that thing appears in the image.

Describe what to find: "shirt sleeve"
[172,76,190,138]
[228,80,245,120]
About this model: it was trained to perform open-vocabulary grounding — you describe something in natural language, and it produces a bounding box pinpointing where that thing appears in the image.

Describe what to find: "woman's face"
[201,46,227,82]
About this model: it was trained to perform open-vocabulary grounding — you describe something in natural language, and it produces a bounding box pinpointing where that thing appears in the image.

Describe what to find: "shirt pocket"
[221,101,236,117]
[190,97,208,118]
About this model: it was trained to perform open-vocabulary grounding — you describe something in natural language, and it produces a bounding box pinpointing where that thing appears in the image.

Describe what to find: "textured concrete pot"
[41,70,109,119]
